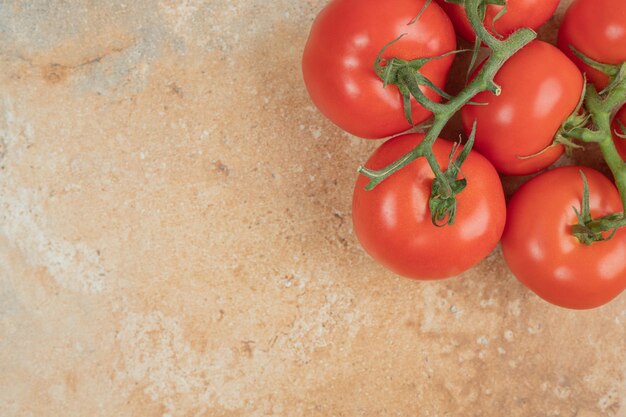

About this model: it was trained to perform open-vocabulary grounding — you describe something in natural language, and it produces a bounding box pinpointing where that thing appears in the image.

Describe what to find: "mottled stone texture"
[0,0,624,416]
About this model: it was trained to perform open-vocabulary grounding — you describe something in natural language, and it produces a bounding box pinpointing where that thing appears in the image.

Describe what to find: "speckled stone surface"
[1,1,625,416]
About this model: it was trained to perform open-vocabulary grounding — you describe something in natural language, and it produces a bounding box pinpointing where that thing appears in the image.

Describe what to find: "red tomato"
[302,0,456,139]
[352,134,506,279]
[461,41,583,176]
[435,0,559,43]
[502,166,626,309]
[614,106,626,160]
[558,0,626,90]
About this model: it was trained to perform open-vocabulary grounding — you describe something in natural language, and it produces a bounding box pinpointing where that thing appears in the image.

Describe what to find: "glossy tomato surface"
[613,106,626,160]
[302,0,456,139]
[558,0,626,90]
[461,41,583,176]
[502,166,626,310]
[352,134,506,280]
[436,0,558,42]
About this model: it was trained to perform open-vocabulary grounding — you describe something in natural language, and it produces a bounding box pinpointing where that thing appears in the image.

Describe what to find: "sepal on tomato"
[568,46,626,95]
[550,75,590,155]
[374,36,468,125]
[429,122,477,226]
[572,171,626,245]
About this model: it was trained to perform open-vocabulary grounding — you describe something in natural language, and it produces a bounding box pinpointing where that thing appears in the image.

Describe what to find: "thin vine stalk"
[358,0,536,201]
[561,64,626,233]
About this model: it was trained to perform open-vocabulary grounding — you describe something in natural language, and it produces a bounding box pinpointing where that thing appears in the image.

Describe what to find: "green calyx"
[570,46,626,95]
[374,37,467,125]
[555,76,590,154]
[430,123,476,226]
[557,48,626,244]
[358,0,536,226]
[572,171,626,245]
[519,79,590,160]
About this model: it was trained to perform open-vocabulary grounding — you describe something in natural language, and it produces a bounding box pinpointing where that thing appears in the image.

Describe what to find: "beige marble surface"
[1,0,625,416]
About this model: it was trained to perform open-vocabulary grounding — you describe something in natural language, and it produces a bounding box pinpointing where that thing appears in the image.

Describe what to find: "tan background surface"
[1,0,625,416]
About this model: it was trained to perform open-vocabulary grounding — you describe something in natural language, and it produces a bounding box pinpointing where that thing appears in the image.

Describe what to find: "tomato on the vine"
[461,41,583,176]
[352,134,506,280]
[558,0,626,90]
[558,0,626,161]
[302,0,456,139]
[502,166,626,310]
[435,0,559,43]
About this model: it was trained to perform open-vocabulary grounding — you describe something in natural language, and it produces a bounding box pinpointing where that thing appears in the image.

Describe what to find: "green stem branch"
[358,0,535,193]
[563,74,626,234]
[464,0,502,50]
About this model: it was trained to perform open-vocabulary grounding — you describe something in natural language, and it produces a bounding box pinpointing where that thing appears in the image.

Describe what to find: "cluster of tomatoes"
[302,0,626,310]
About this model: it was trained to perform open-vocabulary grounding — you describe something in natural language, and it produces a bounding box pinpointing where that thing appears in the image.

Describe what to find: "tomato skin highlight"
[558,0,626,91]
[461,41,584,176]
[502,167,626,310]
[302,0,456,139]
[352,134,506,280]
[435,0,559,43]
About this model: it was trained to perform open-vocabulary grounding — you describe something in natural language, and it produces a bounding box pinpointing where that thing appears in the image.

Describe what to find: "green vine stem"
[560,60,626,237]
[358,0,536,225]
